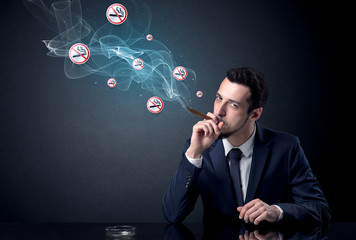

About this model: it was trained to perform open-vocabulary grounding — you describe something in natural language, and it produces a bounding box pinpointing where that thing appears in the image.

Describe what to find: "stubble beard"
[219,115,249,139]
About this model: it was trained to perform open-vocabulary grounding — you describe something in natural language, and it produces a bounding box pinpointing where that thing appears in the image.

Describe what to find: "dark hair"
[226,67,268,113]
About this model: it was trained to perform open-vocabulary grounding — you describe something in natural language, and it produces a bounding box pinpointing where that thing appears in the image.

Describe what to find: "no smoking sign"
[106,3,128,25]
[173,66,188,81]
[107,78,117,88]
[147,96,164,114]
[133,58,144,70]
[69,43,90,64]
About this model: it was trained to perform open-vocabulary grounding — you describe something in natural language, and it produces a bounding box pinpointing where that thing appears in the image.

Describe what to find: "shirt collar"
[222,124,256,158]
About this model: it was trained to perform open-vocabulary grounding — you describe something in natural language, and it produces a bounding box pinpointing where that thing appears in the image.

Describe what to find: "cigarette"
[186,107,212,120]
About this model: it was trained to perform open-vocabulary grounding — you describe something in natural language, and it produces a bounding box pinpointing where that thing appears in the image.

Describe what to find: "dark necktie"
[228,148,244,206]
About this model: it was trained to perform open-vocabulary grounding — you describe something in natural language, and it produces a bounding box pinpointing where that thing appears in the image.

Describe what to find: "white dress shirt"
[222,127,255,202]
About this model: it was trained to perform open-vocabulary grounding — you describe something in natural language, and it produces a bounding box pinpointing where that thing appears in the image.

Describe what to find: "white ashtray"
[106,225,136,238]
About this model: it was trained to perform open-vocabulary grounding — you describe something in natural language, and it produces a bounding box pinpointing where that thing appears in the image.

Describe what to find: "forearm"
[278,201,330,224]
[282,137,331,224]
[162,153,202,223]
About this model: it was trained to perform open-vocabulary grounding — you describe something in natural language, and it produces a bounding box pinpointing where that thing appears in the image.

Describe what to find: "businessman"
[163,67,330,225]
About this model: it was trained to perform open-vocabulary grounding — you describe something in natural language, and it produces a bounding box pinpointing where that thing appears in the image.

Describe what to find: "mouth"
[218,118,227,129]
[217,116,225,124]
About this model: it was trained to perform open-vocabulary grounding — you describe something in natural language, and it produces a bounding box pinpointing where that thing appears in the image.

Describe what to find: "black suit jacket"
[162,122,330,225]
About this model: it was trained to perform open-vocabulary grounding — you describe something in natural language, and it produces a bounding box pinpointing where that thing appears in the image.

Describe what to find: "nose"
[215,101,227,117]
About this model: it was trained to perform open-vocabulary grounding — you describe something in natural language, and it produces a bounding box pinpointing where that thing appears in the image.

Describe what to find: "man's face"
[214,78,252,138]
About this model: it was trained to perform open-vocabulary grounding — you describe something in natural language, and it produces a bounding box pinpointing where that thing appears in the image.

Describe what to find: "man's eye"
[231,103,238,108]
[216,95,222,100]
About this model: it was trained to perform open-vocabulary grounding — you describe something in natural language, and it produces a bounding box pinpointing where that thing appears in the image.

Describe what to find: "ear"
[250,107,263,121]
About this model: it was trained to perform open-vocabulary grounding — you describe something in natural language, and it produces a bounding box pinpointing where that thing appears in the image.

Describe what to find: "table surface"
[0,222,355,239]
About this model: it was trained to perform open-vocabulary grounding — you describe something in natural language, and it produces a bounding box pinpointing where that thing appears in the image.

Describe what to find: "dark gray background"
[0,0,348,222]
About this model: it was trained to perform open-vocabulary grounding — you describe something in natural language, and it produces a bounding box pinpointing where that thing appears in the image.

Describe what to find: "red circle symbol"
[173,66,188,81]
[69,43,90,64]
[146,34,153,41]
[106,3,128,25]
[133,58,144,70]
[107,78,117,88]
[147,96,164,114]
[196,91,203,98]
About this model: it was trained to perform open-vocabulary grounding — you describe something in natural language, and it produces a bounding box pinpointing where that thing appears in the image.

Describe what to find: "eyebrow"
[216,92,241,106]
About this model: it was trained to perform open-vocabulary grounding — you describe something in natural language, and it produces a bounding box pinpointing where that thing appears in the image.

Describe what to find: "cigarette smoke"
[24,0,196,108]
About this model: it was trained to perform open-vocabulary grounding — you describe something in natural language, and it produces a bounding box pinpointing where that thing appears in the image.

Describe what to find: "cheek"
[226,112,244,127]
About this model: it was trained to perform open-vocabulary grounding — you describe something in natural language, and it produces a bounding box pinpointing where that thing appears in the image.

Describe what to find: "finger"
[238,199,258,219]
[253,230,264,239]
[202,120,221,136]
[244,201,263,218]
[194,121,212,134]
[192,123,205,137]
[210,120,221,135]
[238,205,248,219]
[206,112,219,124]
[239,205,249,220]
[249,231,259,240]
[254,211,268,225]
[201,123,213,137]
[217,121,224,131]
[248,206,265,224]
[243,201,263,223]
[242,230,249,240]
[193,120,206,132]
[244,206,258,223]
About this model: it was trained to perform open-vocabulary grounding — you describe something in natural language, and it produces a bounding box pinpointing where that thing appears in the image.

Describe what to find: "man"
[162,67,330,225]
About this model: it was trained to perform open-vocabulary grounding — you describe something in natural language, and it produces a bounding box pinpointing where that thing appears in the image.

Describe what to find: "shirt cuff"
[185,152,203,168]
[272,205,284,221]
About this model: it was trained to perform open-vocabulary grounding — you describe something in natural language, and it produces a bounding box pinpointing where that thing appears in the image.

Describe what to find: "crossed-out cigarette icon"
[72,46,87,58]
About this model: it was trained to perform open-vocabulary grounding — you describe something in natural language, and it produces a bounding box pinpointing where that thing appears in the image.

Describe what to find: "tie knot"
[228,148,242,161]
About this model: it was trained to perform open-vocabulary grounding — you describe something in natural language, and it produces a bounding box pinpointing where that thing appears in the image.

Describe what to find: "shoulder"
[256,123,308,165]
[256,122,300,148]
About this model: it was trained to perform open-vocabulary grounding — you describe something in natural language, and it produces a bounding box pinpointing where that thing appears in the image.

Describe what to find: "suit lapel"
[209,139,236,203]
[245,123,269,203]
[209,139,231,184]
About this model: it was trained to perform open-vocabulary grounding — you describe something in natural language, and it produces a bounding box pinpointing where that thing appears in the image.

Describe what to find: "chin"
[220,131,234,139]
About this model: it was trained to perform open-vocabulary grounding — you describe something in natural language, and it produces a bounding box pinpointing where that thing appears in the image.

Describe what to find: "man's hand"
[186,112,224,159]
[237,199,281,225]
[239,230,283,240]
[239,230,281,240]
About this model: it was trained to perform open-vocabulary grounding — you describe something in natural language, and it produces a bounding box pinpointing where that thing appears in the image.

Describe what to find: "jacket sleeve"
[162,140,202,223]
[277,137,331,225]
